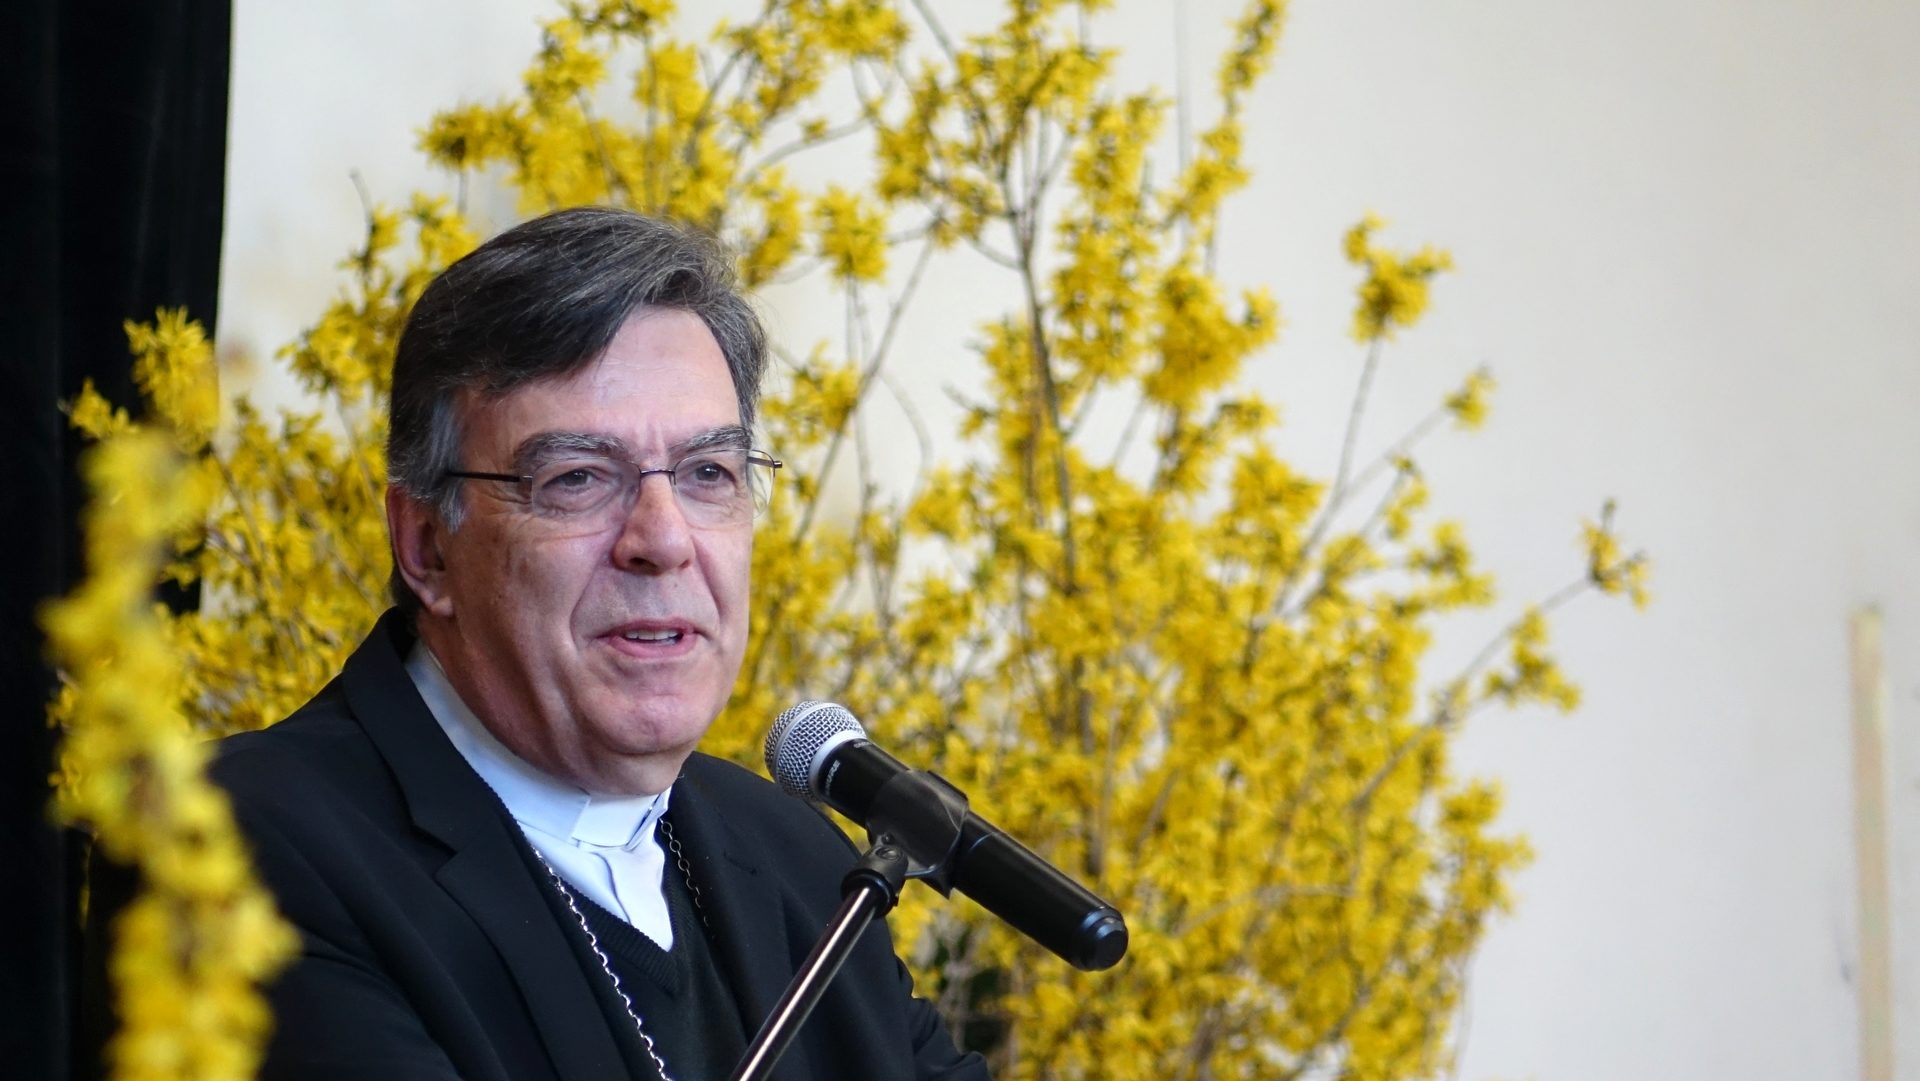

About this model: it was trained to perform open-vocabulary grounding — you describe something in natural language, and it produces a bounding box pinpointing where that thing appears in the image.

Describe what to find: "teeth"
[621,629,681,642]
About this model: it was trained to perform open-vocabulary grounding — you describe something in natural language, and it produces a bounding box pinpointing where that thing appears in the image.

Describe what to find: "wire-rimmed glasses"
[446,448,782,530]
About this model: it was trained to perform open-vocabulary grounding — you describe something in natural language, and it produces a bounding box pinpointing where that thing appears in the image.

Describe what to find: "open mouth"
[619,628,684,644]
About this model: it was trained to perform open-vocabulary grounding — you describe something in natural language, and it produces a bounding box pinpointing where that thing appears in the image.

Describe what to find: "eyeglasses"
[445,448,782,529]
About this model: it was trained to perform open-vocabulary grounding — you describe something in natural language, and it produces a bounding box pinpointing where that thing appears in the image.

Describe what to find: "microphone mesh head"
[765,701,866,798]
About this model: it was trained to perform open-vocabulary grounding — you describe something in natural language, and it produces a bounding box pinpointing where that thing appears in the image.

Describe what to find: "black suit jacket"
[209,612,987,1081]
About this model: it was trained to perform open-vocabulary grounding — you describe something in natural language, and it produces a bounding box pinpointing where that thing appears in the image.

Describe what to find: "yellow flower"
[525,18,607,103]
[126,310,220,450]
[66,381,134,440]
[813,186,888,282]
[1584,500,1652,608]
[1345,213,1453,341]
[418,103,522,169]
[46,429,295,1081]
[1445,367,1495,429]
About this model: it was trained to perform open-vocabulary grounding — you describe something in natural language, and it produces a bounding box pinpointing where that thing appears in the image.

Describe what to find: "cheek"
[502,543,544,592]
[468,523,592,633]
[715,537,754,618]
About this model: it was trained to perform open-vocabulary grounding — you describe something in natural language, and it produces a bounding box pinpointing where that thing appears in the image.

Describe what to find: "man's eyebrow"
[674,426,753,456]
[507,426,750,469]
[510,432,628,470]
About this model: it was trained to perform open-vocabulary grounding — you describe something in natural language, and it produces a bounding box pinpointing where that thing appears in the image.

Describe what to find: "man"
[211,208,989,1080]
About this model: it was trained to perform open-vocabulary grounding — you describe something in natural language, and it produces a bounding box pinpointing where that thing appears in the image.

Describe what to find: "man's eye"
[680,457,742,490]
[534,463,618,510]
[548,468,602,489]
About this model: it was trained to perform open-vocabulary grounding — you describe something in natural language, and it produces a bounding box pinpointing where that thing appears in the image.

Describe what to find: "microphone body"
[767,703,1128,972]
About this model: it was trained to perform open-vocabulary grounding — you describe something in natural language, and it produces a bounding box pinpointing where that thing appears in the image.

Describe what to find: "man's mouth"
[619,628,684,644]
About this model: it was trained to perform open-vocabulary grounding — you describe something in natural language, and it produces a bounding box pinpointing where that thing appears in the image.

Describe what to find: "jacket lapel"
[667,761,809,1060]
[340,614,633,1081]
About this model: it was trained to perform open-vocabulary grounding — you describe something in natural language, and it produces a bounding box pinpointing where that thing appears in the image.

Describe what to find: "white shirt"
[405,643,676,950]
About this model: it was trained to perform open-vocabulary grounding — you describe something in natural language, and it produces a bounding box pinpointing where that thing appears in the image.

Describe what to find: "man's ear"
[387,485,456,619]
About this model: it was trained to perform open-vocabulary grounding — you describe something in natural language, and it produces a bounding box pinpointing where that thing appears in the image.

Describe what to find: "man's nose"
[610,470,695,569]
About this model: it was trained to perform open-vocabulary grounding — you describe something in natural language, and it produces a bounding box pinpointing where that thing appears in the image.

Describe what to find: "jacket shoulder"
[208,678,409,840]
[679,751,862,860]
[208,612,419,815]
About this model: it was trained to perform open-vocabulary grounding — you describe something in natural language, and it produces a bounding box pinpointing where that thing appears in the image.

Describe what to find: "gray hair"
[386,206,768,614]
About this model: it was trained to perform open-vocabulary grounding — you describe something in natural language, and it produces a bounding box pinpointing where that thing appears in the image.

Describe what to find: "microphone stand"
[727,772,972,1081]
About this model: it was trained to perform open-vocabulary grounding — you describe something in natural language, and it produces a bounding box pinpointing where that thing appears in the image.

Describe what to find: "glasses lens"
[523,451,775,528]
[672,450,755,525]
[527,459,627,517]
[746,453,776,515]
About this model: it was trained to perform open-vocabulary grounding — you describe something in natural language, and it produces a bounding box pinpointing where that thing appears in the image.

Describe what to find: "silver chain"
[534,851,676,1081]
[656,817,710,931]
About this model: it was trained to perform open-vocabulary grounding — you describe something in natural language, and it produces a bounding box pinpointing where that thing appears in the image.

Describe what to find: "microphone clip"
[840,769,970,903]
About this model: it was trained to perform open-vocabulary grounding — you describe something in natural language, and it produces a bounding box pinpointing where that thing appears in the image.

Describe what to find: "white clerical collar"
[404,641,671,848]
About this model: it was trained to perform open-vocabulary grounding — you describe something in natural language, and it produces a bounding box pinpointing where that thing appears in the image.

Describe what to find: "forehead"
[461,309,739,455]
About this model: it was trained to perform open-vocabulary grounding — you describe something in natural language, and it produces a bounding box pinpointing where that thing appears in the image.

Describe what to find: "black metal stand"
[726,844,907,1081]
[728,772,973,1081]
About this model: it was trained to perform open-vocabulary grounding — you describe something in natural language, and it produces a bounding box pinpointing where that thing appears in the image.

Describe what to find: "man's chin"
[592,701,718,757]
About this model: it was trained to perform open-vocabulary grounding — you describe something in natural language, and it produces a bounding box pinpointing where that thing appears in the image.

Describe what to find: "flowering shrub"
[51,316,297,1081]
[53,2,1647,1078]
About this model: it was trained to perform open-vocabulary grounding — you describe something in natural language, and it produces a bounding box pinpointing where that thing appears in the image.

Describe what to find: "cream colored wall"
[220,2,1920,1078]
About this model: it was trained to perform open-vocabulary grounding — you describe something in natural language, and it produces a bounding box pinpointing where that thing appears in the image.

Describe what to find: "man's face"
[401,308,752,795]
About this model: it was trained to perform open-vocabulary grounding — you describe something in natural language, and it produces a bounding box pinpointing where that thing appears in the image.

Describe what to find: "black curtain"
[0,2,231,1078]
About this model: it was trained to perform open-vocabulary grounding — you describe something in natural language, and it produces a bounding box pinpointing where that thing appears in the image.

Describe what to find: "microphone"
[765,701,1128,972]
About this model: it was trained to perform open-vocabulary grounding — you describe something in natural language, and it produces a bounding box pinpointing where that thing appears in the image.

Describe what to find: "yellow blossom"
[45,430,296,1081]
[67,381,135,441]
[1446,367,1494,430]
[1584,500,1652,608]
[1345,213,1453,341]
[418,102,523,170]
[813,185,888,282]
[126,309,220,450]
